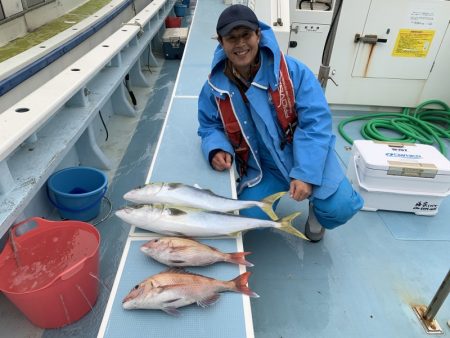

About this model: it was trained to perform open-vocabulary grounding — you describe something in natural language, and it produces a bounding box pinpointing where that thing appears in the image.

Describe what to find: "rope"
[338,99,450,156]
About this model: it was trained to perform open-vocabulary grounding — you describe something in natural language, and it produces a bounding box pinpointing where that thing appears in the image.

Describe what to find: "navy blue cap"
[216,4,259,37]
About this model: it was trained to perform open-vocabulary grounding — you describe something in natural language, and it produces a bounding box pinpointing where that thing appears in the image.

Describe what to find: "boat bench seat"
[0,0,176,239]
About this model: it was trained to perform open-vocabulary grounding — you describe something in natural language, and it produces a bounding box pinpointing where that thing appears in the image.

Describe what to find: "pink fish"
[122,268,259,316]
[140,237,253,267]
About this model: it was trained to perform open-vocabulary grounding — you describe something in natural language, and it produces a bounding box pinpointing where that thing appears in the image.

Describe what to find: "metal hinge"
[354,34,387,44]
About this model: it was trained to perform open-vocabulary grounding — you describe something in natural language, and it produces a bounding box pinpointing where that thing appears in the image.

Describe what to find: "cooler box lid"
[353,140,450,178]
[162,27,189,43]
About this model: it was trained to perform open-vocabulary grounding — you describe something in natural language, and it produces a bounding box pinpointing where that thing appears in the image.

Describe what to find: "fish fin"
[163,297,182,304]
[167,208,188,216]
[169,260,186,264]
[204,242,237,255]
[165,267,186,274]
[197,293,220,308]
[168,231,188,237]
[131,204,147,210]
[166,183,183,190]
[260,191,286,220]
[230,272,259,298]
[192,184,222,198]
[162,307,181,316]
[225,252,254,267]
[278,212,310,241]
[165,268,209,279]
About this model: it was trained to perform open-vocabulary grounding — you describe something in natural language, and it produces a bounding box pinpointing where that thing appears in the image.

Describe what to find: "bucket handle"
[47,186,107,213]
[9,217,54,240]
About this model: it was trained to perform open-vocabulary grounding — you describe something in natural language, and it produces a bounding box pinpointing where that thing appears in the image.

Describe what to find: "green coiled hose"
[337,99,450,156]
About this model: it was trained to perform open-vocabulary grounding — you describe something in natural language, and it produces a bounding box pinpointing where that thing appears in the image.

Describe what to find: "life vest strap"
[269,53,297,146]
[216,97,250,176]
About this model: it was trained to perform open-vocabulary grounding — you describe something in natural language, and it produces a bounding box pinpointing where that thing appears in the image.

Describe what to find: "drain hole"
[15,108,30,113]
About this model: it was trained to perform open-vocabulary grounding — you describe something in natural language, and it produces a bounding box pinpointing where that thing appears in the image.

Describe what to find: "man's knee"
[313,203,359,229]
[312,178,364,229]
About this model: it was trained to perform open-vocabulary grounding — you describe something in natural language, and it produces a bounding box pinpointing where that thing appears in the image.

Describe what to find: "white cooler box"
[346,140,450,215]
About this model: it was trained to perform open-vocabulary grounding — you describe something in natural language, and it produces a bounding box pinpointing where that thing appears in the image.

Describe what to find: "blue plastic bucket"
[47,167,107,221]
[174,3,187,17]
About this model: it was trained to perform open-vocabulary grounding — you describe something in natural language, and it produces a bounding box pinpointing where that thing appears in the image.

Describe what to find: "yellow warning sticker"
[392,29,435,57]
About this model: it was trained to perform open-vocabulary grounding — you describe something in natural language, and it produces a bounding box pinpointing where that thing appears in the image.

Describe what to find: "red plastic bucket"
[0,217,100,328]
[165,16,182,28]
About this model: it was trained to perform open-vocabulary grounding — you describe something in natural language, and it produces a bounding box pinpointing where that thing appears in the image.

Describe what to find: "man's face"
[220,27,260,74]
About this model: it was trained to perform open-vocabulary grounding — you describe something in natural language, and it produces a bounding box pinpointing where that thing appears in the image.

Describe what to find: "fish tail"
[225,252,254,267]
[230,272,259,298]
[260,191,286,221]
[278,212,310,241]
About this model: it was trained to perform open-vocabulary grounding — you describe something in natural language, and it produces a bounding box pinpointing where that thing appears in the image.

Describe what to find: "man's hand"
[289,179,312,201]
[212,151,232,171]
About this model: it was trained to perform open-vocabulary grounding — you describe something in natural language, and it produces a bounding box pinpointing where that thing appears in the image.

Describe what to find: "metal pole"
[318,0,343,90]
[424,269,450,321]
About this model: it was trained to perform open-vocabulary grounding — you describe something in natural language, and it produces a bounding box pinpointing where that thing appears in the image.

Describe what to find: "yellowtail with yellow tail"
[115,204,308,240]
[123,182,284,220]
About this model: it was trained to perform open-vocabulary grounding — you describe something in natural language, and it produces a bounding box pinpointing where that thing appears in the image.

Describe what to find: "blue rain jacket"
[197,22,344,199]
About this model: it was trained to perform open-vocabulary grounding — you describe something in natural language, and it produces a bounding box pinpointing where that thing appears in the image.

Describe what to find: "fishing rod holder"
[412,269,450,335]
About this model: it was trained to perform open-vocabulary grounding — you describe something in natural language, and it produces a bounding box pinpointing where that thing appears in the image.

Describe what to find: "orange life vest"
[215,53,297,176]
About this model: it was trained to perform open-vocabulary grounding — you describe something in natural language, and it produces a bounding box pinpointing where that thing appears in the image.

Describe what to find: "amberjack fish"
[115,204,309,240]
[122,268,258,316]
[140,237,253,267]
[123,182,284,220]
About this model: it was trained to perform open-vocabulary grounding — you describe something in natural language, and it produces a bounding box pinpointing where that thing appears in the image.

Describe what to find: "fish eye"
[133,284,139,290]
[154,239,159,242]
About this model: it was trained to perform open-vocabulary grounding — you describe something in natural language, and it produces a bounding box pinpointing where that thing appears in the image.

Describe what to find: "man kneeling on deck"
[197,5,363,241]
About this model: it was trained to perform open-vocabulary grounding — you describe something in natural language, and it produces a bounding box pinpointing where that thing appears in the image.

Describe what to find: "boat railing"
[0,0,134,92]
[0,0,176,239]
